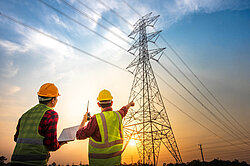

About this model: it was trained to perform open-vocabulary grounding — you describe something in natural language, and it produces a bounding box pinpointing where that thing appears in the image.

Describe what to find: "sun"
[129,138,136,146]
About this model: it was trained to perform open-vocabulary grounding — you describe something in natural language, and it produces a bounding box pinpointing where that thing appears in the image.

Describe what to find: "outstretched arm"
[119,101,135,118]
[126,101,135,109]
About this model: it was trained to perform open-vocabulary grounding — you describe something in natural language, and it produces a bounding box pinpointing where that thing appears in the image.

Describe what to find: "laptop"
[58,125,80,142]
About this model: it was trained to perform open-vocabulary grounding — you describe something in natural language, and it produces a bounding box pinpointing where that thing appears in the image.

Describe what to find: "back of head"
[97,89,113,108]
[37,83,60,105]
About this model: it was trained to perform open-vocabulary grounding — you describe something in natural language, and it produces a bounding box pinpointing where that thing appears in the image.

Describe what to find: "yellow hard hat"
[97,89,113,101]
[37,83,60,97]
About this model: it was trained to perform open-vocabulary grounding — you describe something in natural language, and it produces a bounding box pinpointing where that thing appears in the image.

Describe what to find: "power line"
[205,149,250,158]
[0,11,129,74]
[95,0,133,27]
[60,0,131,45]
[155,73,248,145]
[182,142,246,153]
[75,0,129,36]
[154,42,248,140]
[162,96,248,151]
[120,0,141,18]
[159,35,250,137]
[38,0,129,52]
[157,61,249,146]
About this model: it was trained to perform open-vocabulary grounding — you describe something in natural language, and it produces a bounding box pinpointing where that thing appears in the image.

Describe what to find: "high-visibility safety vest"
[89,111,123,166]
[11,104,52,165]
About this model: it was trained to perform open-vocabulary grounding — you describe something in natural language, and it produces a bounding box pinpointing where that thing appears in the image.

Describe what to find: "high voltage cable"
[154,43,249,140]
[159,36,250,137]
[155,73,246,143]
[75,0,129,36]
[205,149,250,157]
[157,61,249,146]
[120,0,249,141]
[162,96,248,151]
[59,0,131,45]
[0,11,128,74]
[204,142,250,151]
[182,138,250,151]
[160,36,250,138]
[181,140,250,154]
[182,141,250,153]
[120,0,141,18]
[38,0,128,52]
[95,0,133,27]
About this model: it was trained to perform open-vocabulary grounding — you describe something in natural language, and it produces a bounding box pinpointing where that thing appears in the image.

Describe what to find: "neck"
[46,103,54,108]
[101,106,112,111]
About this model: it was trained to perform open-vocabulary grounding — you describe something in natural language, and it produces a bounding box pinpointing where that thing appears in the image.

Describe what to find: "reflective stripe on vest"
[89,112,123,149]
[17,138,43,145]
[89,151,122,159]
[114,111,123,139]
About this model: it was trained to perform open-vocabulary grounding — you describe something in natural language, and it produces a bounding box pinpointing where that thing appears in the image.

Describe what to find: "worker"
[76,89,135,166]
[11,83,67,166]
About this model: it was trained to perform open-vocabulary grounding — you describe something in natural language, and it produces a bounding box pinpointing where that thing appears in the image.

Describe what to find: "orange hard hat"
[37,83,60,97]
[97,89,113,101]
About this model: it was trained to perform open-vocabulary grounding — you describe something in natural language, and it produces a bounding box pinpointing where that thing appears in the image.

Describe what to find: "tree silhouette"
[0,156,7,165]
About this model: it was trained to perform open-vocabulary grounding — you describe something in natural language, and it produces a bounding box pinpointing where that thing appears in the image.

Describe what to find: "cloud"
[51,14,69,29]
[0,61,19,78]
[0,39,28,54]
[160,0,250,28]
[14,26,75,69]
[0,23,77,80]
[0,84,21,96]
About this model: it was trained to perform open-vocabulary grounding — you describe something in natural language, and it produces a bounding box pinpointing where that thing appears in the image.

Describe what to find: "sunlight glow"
[129,139,136,146]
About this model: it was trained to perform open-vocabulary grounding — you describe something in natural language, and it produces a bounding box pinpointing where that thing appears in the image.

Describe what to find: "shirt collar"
[101,106,113,112]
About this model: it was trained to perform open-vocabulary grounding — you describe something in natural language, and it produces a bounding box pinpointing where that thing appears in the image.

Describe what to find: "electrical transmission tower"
[123,13,182,165]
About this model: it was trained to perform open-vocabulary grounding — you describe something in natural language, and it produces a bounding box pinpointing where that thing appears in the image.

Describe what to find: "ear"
[97,102,101,107]
[51,98,55,104]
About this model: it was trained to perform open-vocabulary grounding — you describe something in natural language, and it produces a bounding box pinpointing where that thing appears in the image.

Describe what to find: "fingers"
[83,112,88,122]
[130,101,135,106]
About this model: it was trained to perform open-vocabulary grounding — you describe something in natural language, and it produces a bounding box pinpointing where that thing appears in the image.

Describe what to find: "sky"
[0,0,250,165]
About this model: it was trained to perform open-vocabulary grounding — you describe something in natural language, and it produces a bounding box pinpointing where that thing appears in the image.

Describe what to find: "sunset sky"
[0,0,250,165]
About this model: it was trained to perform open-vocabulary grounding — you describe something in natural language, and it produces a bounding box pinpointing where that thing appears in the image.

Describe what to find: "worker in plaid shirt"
[11,83,67,166]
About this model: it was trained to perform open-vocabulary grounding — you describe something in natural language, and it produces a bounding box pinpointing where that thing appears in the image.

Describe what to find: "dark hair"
[38,96,55,105]
[99,100,112,108]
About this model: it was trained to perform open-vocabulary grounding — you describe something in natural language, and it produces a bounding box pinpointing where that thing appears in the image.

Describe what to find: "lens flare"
[129,138,136,146]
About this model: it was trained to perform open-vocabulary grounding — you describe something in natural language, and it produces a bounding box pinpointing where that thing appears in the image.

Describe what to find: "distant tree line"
[0,156,249,166]
[166,159,249,166]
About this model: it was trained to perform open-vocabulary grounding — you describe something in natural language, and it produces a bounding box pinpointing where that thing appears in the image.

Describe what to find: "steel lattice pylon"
[123,13,182,165]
